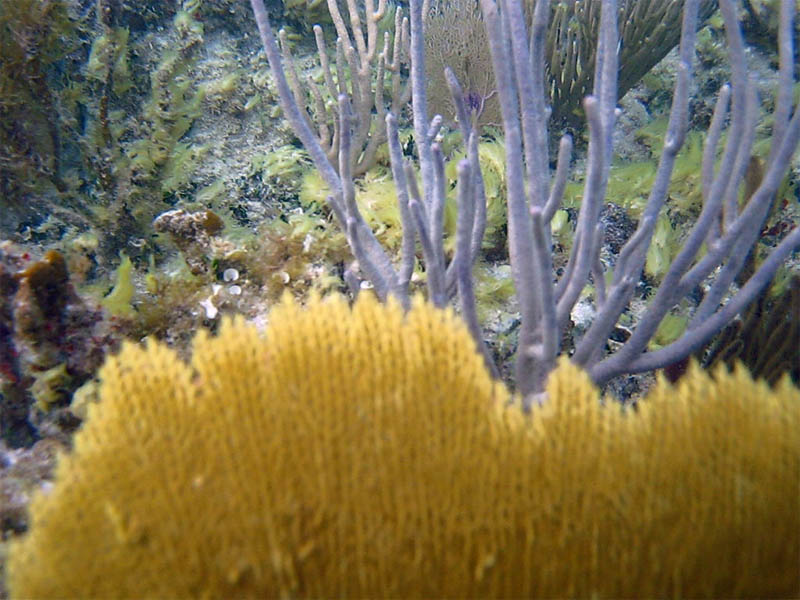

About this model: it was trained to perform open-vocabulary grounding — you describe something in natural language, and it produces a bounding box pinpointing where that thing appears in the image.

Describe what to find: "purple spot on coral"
[465,91,483,115]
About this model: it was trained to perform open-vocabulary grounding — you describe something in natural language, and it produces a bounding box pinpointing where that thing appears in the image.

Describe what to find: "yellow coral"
[7,294,800,598]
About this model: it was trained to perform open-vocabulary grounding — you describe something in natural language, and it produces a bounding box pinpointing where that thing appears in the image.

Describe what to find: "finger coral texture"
[8,294,800,598]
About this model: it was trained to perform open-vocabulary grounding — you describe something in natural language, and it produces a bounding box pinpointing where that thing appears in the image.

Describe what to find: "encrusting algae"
[7,293,800,598]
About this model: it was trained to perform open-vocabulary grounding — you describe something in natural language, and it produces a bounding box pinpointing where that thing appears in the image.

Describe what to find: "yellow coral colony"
[8,293,800,598]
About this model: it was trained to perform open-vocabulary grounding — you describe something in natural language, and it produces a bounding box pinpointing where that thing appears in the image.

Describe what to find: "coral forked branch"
[252,0,800,404]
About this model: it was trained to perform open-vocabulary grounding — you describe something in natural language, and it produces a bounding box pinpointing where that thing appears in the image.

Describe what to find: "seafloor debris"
[153,208,226,275]
[0,438,65,538]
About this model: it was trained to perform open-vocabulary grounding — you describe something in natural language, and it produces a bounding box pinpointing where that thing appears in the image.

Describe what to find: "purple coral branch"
[252,0,800,400]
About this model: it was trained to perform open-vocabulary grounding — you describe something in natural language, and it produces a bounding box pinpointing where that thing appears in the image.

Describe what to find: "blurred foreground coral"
[7,294,800,598]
